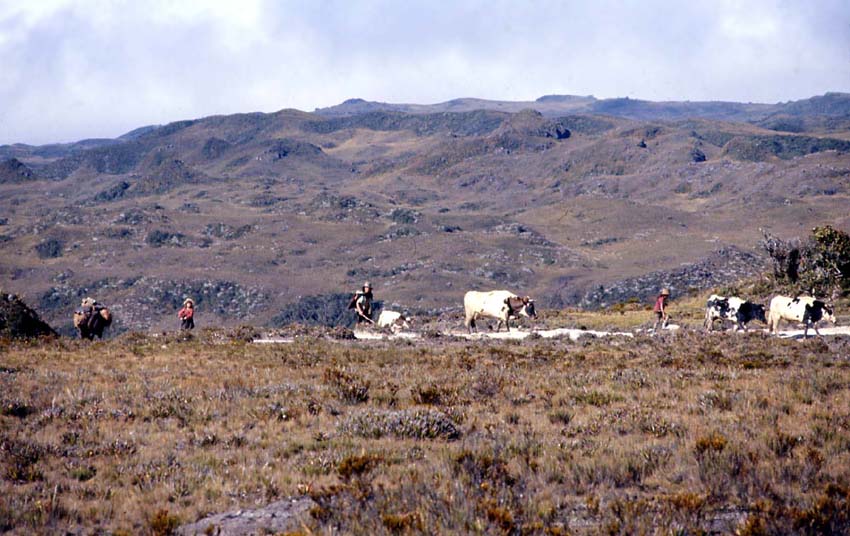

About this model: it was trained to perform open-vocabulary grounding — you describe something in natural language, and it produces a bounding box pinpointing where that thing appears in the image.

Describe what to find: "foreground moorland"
[2,329,850,534]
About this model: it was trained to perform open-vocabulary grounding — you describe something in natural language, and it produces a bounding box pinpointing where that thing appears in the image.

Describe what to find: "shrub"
[337,453,383,481]
[272,293,383,328]
[761,225,850,295]
[323,367,370,404]
[548,410,573,426]
[148,509,180,536]
[382,511,423,533]
[571,390,622,407]
[146,230,187,247]
[35,238,63,259]
[413,382,455,405]
[70,465,97,482]
[695,432,728,456]
[341,409,460,440]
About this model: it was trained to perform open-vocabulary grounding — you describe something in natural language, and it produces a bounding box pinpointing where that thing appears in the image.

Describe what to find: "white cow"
[463,290,536,333]
[377,310,411,333]
[768,295,836,338]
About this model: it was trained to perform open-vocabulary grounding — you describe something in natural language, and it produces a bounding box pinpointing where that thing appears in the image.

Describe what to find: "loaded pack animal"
[704,294,767,332]
[463,290,536,333]
[377,310,412,333]
[767,295,836,338]
[73,299,112,340]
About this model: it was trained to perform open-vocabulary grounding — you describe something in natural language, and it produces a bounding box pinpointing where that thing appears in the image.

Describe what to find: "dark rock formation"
[0,292,56,339]
[93,181,130,202]
[690,147,707,162]
[0,158,36,182]
[560,246,769,309]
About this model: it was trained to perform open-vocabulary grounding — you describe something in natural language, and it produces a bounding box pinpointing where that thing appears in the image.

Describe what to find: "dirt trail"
[252,324,850,343]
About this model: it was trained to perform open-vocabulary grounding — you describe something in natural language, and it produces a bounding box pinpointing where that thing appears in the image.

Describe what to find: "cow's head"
[822,303,837,324]
[520,297,537,318]
[506,296,537,318]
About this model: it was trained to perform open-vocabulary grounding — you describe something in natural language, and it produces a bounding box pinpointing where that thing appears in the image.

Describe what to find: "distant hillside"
[1,93,849,333]
[315,93,850,133]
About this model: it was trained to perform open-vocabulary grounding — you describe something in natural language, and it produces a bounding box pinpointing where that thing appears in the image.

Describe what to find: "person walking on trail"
[653,288,671,331]
[350,281,374,324]
[178,298,195,330]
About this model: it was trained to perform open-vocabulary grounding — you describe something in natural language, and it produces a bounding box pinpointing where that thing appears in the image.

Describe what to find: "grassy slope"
[2,327,849,534]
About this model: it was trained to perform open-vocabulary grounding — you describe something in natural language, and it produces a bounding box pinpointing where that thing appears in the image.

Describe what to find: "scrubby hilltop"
[1,94,849,332]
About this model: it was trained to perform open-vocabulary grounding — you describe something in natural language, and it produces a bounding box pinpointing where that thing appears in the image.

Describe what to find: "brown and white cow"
[463,290,536,333]
[377,310,412,333]
[767,295,836,338]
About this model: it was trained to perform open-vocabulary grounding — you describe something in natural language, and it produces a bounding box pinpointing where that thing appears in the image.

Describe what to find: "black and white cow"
[704,294,767,332]
[768,296,836,338]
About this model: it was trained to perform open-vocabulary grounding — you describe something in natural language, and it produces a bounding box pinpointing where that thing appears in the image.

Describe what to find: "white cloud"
[0,0,847,144]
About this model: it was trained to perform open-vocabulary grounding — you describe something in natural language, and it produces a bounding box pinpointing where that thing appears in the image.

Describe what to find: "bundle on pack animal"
[463,290,536,333]
[767,295,836,338]
[704,294,767,332]
[377,310,412,333]
[73,301,113,340]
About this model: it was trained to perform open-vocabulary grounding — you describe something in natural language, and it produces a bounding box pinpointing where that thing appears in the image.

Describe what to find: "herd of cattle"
[455,289,836,338]
[72,289,836,340]
[704,293,836,338]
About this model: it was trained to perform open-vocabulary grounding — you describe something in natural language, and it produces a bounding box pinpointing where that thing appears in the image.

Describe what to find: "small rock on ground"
[177,496,315,536]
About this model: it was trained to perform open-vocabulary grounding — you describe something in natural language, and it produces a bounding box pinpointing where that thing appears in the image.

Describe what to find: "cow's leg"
[813,322,822,337]
[467,316,475,334]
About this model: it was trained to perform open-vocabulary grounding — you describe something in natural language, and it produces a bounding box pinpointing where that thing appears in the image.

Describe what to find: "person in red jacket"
[178,298,195,330]
[652,288,670,331]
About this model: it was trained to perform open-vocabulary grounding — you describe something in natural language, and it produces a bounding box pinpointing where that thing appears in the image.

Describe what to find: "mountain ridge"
[1,93,849,335]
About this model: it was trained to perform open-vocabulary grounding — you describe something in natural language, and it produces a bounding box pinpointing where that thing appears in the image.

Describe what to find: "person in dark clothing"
[353,281,374,324]
[177,298,195,330]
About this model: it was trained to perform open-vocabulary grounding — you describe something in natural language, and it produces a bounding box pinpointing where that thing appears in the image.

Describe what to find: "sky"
[0,0,848,145]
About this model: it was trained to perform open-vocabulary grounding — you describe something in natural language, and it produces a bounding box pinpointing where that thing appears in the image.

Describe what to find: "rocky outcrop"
[0,292,56,339]
[562,246,768,309]
[0,158,36,183]
[723,134,850,162]
[177,496,315,536]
